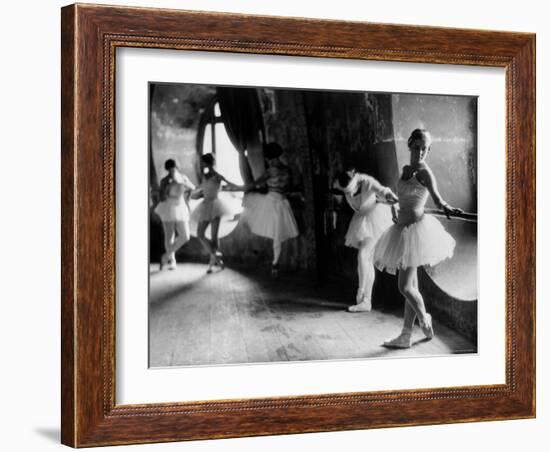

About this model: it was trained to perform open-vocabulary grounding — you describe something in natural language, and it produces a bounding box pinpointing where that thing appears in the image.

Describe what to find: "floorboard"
[149,263,477,367]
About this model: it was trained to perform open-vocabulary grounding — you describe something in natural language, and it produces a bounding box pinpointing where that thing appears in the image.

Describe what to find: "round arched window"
[190,101,244,239]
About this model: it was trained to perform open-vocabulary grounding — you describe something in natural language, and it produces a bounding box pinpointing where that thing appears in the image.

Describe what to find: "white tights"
[272,239,282,266]
[398,266,429,331]
[357,238,376,302]
[162,221,190,262]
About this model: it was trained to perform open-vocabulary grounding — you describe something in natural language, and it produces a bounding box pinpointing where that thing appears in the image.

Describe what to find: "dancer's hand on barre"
[440,203,464,220]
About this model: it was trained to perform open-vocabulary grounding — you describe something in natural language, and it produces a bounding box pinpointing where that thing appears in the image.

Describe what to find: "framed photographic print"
[61,3,536,447]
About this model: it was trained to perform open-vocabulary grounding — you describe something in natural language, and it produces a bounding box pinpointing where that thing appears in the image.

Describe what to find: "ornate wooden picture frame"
[61,3,535,447]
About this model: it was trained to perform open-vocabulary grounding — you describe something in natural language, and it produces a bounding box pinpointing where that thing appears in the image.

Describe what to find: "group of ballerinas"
[154,128,462,349]
[154,142,298,275]
[336,128,462,348]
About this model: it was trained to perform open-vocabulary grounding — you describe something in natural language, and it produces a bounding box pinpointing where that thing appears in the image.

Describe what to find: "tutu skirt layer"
[374,214,455,274]
[190,198,234,223]
[154,199,190,223]
[241,192,299,242]
[345,203,392,249]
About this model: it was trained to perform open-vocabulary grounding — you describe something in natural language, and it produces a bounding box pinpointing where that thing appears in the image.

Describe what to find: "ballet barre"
[424,208,477,223]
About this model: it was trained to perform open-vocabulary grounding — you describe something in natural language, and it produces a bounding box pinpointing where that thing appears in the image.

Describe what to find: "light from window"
[214,102,221,118]
[203,123,212,154]
[193,118,244,240]
[214,123,244,185]
[201,123,243,185]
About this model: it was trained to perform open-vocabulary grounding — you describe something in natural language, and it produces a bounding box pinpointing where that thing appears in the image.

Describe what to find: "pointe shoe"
[168,259,176,271]
[348,299,372,312]
[383,331,412,349]
[420,313,434,339]
[356,290,364,304]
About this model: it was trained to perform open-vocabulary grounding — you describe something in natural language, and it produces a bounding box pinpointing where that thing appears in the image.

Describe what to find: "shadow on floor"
[149,263,477,367]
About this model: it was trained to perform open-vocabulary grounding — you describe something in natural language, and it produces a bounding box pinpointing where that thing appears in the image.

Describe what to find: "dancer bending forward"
[241,142,299,276]
[337,167,398,312]
[374,128,462,348]
[154,159,195,270]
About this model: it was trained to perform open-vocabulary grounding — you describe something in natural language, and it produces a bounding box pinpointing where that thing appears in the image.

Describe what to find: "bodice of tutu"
[167,182,184,199]
[201,175,222,200]
[266,166,290,193]
[396,175,429,225]
[155,172,194,222]
[373,171,456,274]
[161,171,194,203]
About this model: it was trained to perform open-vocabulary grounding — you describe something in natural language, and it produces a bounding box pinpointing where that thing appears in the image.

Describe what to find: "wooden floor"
[149,263,476,368]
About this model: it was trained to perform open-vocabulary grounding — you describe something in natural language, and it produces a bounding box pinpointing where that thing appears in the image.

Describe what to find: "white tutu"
[154,199,190,223]
[241,192,299,242]
[345,203,392,249]
[190,198,234,223]
[374,214,455,274]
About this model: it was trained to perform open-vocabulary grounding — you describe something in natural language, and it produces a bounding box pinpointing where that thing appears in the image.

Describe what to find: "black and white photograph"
[148,83,478,367]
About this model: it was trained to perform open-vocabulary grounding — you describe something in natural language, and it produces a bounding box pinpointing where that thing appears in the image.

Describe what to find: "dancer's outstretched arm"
[417,166,463,218]
[179,174,196,191]
[358,174,399,204]
[211,172,246,191]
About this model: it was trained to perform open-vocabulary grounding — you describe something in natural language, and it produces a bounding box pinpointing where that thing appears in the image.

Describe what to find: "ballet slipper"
[420,313,434,339]
[383,331,412,349]
[348,299,372,312]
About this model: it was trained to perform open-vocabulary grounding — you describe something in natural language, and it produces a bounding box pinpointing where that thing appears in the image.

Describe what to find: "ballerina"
[154,159,195,270]
[190,153,243,274]
[335,167,398,311]
[241,142,299,276]
[374,128,463,348]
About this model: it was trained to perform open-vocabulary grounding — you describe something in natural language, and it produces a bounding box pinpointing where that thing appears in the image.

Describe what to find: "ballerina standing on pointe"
[154,159,196,270]
[241,142,299,277]
[335,165,398,312]
[190,153,244,274]
[374,128,463,348]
